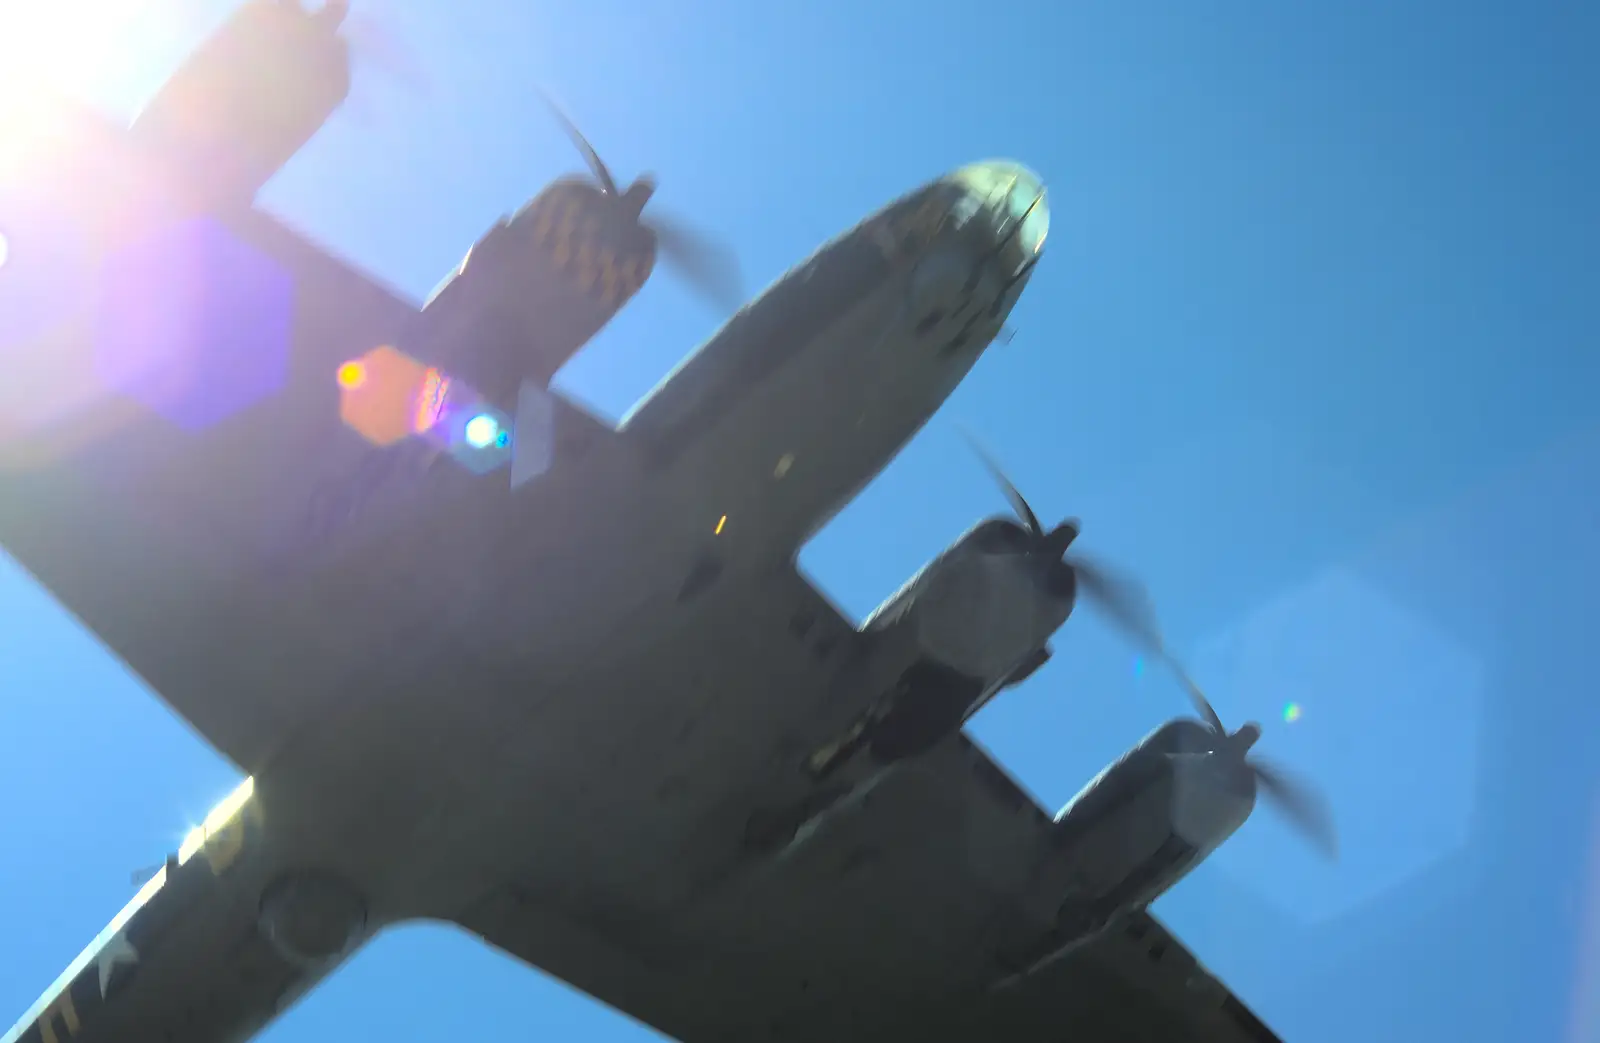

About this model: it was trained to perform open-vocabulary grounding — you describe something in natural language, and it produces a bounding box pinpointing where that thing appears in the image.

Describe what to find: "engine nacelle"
[414,178,658,410]
[804,519,1075,776]
[864,518,1072,684]
[995,721,1255,978]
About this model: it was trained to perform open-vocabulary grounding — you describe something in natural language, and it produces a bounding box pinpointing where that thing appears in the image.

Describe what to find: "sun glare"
[0,0,211,115]
[1,4,125,94]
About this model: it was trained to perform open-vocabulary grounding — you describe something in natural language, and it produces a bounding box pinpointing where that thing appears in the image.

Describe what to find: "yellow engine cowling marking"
[526,194,654,307]
[533,206,555,243]
[531,195,578,246]
[574,243,598,291]
[550,232,650,307]
[599,251,647,305]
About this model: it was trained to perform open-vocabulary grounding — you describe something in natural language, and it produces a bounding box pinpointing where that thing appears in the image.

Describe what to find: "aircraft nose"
[944,159,1049,279]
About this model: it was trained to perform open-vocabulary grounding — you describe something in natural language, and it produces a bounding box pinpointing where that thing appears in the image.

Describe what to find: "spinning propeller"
[959,431,1338,860]
[1172,674,1339,860]
[962,433,1176,660]
[539,91,746,313]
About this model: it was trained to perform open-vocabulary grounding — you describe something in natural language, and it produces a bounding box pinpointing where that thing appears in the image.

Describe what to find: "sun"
[0,0,214,115]
[0,2,130,95]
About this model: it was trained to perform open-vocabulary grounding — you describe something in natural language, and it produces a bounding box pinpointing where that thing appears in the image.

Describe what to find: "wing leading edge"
[0,778,353,1043]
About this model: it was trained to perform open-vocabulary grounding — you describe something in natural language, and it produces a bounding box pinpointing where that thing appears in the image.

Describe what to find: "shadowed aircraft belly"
[640,276,1013,565]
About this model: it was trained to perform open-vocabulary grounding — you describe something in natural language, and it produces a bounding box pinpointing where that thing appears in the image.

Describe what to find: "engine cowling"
[865,519,1072,684]
[814,521,1075,771]
[994,721,1256,980]
[413,178,657,410]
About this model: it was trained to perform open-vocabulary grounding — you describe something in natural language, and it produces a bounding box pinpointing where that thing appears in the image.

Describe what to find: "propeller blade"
[1067,552,1225,733]
[956,429,1044,538]
[649,213,746,313]
[536,88,620,196]
[1170,667,1228,737]
[1068,551,1165,651]
[1251,757,1338,860]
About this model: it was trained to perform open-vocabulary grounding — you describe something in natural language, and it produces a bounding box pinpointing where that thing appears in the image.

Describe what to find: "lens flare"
[336,360,366,390]
[464,414,499,449]
[337,345,428,447]
[413,367,449,434]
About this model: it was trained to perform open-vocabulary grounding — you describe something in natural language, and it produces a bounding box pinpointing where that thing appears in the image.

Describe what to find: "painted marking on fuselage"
[0,787,266,1043]
[34,995,78,1043]
[177,776,260,877]
[195,810,247,874]
[94,932,138,1000]
[5,899,143,1043]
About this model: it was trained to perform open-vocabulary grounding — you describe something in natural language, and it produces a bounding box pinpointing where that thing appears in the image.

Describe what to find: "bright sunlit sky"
[3,2,1598,1041]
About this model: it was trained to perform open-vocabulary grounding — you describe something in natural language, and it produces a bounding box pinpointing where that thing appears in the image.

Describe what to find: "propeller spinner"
[538,90,745,313]
[961,431,1177,660]
[1170,673,1338,859]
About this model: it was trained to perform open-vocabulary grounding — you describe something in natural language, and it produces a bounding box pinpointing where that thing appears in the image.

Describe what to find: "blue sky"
[2,1,1598,1040]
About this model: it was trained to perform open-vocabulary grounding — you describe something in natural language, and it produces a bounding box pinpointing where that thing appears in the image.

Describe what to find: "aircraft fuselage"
[352,159,1053,923]
[1,160,1050,1043]
[624,160,1048,561]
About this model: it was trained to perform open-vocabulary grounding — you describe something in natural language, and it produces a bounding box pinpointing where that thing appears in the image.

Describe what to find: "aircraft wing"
[451,569,1282,1043]
[457,732,1281,1042]
[0,96,451,772]
[0,201,418,773]
[5,105,633,777]
[0,780,311,1043]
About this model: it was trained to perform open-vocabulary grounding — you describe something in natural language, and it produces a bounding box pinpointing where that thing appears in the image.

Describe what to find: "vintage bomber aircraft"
[0,3,1303,1042]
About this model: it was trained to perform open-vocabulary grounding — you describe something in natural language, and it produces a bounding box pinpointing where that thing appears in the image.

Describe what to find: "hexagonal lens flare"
[94,216,294,432]
[338,345,434,447]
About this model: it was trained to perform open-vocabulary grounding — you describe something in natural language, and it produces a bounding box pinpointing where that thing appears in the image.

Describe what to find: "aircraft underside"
[0,10,1309,1042]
